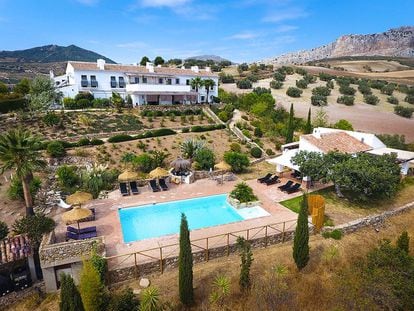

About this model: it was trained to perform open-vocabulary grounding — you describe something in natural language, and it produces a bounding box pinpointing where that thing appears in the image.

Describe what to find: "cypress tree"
[397,231,410,254]
[179,213,194,306]
[79,260,106,311]
[285,103,294,143]
[59,273,84,311]
[293,193,310,270]
[305,108,312,134]
[237,236,253,291]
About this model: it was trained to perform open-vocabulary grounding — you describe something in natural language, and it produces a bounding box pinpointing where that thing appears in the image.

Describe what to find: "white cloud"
[116,41,149,49]
[140,0,191,8]
[274,24,298,33]
[227,31,259,40]
[75,0,99,6]
[262,8,308,23]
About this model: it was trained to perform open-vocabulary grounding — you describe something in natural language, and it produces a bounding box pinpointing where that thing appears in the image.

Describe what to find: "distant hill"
[261,26,414,65]
[0,44,116,63]
[185,55,232,63]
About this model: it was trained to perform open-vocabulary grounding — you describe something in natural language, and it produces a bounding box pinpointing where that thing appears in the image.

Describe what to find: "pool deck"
[54,176,313,267]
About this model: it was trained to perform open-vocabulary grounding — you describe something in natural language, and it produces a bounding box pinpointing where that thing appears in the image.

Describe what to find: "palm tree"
[203,78,216,104]
[0,129,45,216]
[190,77,204,104]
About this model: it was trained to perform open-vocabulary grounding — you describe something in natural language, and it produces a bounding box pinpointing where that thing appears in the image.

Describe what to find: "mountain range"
[262,26,414,65]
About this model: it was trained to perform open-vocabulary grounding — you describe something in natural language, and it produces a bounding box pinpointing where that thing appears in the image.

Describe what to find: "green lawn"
[280,195,303,213]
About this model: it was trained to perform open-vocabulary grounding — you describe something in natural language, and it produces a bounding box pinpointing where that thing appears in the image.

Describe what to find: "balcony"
[126,83,191,93]
[81,80,89,87]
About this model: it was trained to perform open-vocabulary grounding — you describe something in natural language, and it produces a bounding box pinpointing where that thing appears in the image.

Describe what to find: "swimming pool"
[118,194,269,242]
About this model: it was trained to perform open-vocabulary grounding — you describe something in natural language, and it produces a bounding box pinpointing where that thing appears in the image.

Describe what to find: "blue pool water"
[119,194,268,242]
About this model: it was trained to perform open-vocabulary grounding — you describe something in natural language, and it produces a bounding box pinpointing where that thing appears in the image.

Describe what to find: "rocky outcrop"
[263,26,414,64]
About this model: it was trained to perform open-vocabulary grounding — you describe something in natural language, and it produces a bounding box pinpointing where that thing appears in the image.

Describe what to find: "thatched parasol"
[118,170,139,182]
[149,167,169,179]
[171,157,191,172]
[62,206,92,229]
[214,161,231,171]
[66,191,93,206]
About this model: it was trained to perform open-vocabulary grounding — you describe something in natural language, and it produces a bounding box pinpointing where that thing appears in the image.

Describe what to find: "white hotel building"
[52,59,219,106]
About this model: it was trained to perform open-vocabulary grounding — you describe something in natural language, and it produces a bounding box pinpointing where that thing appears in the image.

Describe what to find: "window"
[176,78,180,84]
[134,77,139,84]
[158,78,163,84]
[166,78,172,85]
[81,75,88,87]
[186,79,190,85]
[201,95,205,101]
[119,77,125,88]
[90,75,98,88]
[142,77,147,84]
[110,76,117,88]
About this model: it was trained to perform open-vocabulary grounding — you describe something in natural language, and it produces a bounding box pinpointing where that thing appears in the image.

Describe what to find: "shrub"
[295,67,308,75]
[387,96,399,105]
[405,95,414,105]
[77,137,91,146]
[42,112,60,126]
[394,105,414,118]
[279,66,294,75]
[194,147,215,170]
[218,111,230,122]
[242,129,252,139]
[59,273,84,311]
[0,97,27,113]
[364,94,380,105]
[47,141,66,157]
[337,95,355,106]
[76,98,92,109]
[312,86,331,96]
[319,72,336,81]
[295,79,308,89]
[286,87,302,98]
[0,221,9,240]
[107,134,134,143]
[224,151,250,173]
[219,73,235,83]
[109,287,139,311]
[333,119,353,131]
[230,143,241,152]
[339,85,356,95]
[358,84,372,95]
[322,229,343,240]
[254,127,263,137]
[190,124,225,132]
[237,79,252,89]
[181,127,189,133]
[7,177,41,201]
[247,73,259,82]
[381,84,395,95]
[311,95,327,106]
[326,80,334,89]
[56,165,79,190]
[369,80,387,90]
[75,92,94,102]
[230,182,257,203]
[253,87,271,95]
[250,147,262,158]
[303,74,317,84]
[92,98,110,108]
[266,148,275,156]
[90,138,104,145]
[79,260,106,311]
[270,80,283,89]
[90,248,107,283]
[273,71,286,82]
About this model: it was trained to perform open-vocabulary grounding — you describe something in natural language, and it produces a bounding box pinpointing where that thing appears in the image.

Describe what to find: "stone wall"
[39,232,105,268]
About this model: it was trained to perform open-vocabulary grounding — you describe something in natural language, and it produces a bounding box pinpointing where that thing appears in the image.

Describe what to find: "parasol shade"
[214,161,231,171]
[66,191,93,206]
[149,167,169,179]
[62,206,92,224]
[171,157,191,172]
[118,170,139,182]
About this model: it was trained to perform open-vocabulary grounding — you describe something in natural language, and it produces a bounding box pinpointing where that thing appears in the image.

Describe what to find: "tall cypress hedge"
[178,213,194,306]
[293,193,310,270]
[59,273,84,311]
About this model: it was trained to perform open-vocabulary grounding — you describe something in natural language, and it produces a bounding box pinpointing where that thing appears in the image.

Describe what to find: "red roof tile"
[302,132,372,153]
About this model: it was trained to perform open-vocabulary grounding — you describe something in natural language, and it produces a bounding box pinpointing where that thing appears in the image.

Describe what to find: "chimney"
[97,59,105,70]
[191,66,199,73]
[205,67,211,72]
[146,62,154,73]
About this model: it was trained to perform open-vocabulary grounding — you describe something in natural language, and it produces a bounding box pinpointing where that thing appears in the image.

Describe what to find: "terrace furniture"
[291,170,302,179]
[66,230,97,241]
[278,180,294,191]
[149,179,161,192]
[257,173,272,183]
[67,226,97,234]
[159,178,169,191]
[119,183,130,196]
[285,183,301,194]
[264,176,280,186]
[130,181,139,195]
[58,199,72,209]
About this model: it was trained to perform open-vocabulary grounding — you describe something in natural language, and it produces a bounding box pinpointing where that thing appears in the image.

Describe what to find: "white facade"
[53,59,219,106]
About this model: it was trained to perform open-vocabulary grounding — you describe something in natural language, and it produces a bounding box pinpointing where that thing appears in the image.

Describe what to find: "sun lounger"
[67,226,96,234]
[278,180,293,191]
[66,230,97,241]
[130,181,139,195]
[159,178,169,191]
[149,179,161,192]
[286,183,301,194]
[265,175,280,185]
[58,199,72,209]
[257,173,272,183]
[119,182,130,196]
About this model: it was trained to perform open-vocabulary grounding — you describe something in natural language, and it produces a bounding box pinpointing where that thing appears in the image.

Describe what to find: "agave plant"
[140,286,160,311]
[209,275,230,308]
[180,138,205,159]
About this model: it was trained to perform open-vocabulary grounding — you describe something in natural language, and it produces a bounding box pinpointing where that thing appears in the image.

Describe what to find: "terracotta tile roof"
[69,61,218,77]
[302,132,372,154]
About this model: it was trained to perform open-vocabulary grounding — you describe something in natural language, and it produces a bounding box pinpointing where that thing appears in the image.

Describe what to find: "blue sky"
[0,0,413,63]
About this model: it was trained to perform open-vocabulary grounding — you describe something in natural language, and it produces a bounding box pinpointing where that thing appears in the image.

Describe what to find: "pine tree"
[397,231,410,254]
[59,273,84,311]
[285,103,294,143]
[237,236,253,291]
[305,108,312,134]
[179,213,194,306]
[293,193,310,270]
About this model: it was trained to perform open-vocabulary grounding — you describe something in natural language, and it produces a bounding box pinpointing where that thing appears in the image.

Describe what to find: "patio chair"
[67,226,96,235]
[159,178,169,191]
[119,182,130,196]
[285,183,301,194]
[130,181,139,195]
[149,179,161,192]
[264,175,280,186]
[257,173,272,183]
[278,180,294,191]
[58,199,72,209]
[66,230,97,241]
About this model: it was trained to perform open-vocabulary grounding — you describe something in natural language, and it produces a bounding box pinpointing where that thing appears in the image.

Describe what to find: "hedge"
[0,97,27,113]
[107,134,135,143]
[141,109,202,117]
[190,124,225,132]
